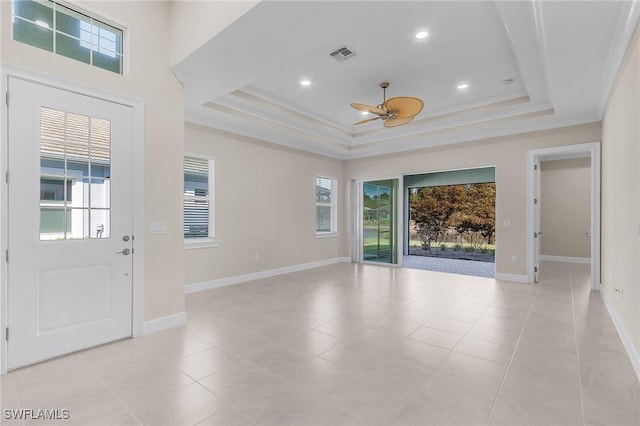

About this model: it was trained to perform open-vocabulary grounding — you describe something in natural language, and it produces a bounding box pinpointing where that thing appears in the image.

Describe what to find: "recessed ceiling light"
[415,31,429,40]
[457,83,469,90]
[35,20,50,28]
[361,111,369,115]
[300,79,311,87]
[502,78,514,85]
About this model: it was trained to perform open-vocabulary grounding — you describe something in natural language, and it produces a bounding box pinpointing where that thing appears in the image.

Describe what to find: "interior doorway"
[527,143,601,289]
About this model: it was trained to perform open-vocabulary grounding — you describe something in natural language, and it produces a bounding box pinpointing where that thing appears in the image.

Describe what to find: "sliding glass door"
[362,179,398,264]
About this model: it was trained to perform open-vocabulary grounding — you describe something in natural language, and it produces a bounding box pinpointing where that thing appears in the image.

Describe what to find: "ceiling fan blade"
[351,103,386,115]
[353,117,381,125]
[384,97,424,118]
[384,116,414,128]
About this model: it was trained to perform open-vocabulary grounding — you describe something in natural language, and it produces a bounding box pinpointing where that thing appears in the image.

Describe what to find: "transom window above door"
[12,0,124,74]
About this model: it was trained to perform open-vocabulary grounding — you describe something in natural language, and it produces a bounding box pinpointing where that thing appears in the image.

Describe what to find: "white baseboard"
[494,273,530,283]
[539,255,591,264]
[599,285,640,382]
[185,257,352,294]
[143,311,187,334]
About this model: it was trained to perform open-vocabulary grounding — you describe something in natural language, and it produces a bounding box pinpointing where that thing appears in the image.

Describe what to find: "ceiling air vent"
[330,46,356,62]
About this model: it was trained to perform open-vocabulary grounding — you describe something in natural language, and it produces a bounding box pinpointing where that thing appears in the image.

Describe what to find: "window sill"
[314,232,339,239]
[184,238,221,250]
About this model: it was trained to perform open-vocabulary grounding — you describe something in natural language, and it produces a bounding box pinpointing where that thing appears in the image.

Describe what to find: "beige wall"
[345,123,602,277]
[169,0,259,66]
[602,23,640,356]
[1,1,185,321]
[184,124,347,285]
[540,158,591,258]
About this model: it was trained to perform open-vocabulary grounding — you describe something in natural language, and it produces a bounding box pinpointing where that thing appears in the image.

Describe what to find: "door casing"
[0,66,145,374]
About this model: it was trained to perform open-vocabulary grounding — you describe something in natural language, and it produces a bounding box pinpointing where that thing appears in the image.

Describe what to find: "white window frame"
[315,176,338,237]
[184,153,219,249]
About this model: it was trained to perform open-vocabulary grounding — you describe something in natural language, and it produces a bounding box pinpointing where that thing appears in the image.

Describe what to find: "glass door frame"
[353,175,404,267]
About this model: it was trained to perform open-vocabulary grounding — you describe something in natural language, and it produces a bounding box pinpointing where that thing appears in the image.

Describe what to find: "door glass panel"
[67,113,90,144]
[363,179,398,264]
[91,209,110,239]
[67,208,89,239]
[40,157,65,176]
[39,207,71,240]
[40,178,69,203]
[39,107,111,240]
[90,178,110,208]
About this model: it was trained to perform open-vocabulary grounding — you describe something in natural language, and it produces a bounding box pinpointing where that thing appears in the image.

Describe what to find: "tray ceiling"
[174,1,640,159]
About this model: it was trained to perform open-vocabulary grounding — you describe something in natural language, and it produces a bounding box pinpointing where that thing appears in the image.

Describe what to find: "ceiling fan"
[351,82,423,128]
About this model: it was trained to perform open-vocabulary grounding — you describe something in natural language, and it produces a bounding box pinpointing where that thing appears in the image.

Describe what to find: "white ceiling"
[173,1,640,159]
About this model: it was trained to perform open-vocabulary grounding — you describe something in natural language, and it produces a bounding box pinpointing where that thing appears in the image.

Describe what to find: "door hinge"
[534,266,538,273]
[5,91,9,106]
[5,327,8,341]
[534,232,538,239]
[534,164,538,170]
[534,198,537,204]
[5,249,8,262]
[5,170,9,184]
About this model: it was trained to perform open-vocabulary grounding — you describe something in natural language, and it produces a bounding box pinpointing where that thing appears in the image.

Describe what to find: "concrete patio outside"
[403,255,495,278]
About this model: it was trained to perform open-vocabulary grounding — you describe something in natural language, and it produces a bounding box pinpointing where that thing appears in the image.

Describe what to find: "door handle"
[116,248,130,255]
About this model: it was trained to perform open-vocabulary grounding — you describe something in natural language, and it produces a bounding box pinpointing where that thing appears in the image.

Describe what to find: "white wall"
[540,158,591,259]
[169,0,259,67]
[184,123,347,286]
[602,22,640,361]
[345,123,602,279]
[1,1,185,322]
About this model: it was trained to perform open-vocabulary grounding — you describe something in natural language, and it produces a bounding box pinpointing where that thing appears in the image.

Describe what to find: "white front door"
[7,77,134,369]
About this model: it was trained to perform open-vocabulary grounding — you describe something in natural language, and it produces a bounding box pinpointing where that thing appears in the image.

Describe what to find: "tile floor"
[2,262,639,426]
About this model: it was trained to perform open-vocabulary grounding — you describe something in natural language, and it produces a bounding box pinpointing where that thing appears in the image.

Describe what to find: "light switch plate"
[148,223,166,234]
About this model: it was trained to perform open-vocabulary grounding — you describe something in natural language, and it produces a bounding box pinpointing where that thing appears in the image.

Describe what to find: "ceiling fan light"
[300,79,311,87]
[415,31,429,40]
[457,83,469,90]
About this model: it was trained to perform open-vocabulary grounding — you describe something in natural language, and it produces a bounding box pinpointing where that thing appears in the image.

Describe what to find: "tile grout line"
[5,374,26,426]
[569,264,587,426]
[484,280,540,425]
[191,331,351,423]
[82,354,145,426]
[189,381,254,426]
[408,282,501,424]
